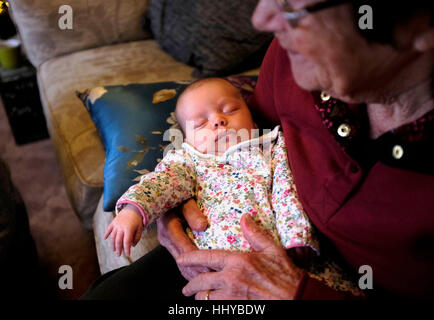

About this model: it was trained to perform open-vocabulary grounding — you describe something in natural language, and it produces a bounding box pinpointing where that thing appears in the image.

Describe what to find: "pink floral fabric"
[117,126,319,253]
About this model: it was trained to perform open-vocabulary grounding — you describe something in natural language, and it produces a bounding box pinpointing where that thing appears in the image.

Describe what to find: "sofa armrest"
[9,0,151,67]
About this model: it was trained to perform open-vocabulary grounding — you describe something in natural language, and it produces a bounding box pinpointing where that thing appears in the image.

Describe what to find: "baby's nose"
[213,117,227,128]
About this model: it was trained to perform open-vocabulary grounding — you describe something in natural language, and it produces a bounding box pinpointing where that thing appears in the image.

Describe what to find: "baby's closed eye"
[193,119,207,129]
[223,106,239,114]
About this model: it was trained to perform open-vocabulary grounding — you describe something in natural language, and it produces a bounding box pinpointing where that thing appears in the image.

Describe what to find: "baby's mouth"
[215,130,234,142]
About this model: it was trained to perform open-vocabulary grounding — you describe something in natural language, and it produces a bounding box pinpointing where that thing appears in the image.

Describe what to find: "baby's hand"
[104,204,144,257]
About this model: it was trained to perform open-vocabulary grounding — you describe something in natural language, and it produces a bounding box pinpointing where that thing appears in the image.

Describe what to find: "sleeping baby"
[104,77,364,296]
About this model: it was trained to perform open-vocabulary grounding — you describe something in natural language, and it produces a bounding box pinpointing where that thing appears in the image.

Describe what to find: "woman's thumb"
[241,214,280,254]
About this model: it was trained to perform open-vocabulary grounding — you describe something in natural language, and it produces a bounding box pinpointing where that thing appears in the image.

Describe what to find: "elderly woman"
[81,0,433,299]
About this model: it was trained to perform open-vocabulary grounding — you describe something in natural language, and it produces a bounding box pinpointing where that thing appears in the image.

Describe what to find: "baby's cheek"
[188,136,207,153]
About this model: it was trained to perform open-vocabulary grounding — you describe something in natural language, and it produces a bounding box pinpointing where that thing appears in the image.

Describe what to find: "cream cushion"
[10,0,151,67]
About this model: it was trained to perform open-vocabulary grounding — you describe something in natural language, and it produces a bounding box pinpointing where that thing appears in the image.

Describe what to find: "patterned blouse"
[116,126,319,253]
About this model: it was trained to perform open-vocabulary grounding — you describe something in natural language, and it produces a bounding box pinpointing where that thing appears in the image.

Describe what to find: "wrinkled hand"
[157,199,210,280]
[177,214,303,300]
[104,205,144,257]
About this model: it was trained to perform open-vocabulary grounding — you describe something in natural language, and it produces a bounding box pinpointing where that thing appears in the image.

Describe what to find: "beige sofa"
[10,0,259,274]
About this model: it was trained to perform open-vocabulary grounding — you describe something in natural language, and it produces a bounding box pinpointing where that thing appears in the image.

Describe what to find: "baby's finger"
[116,231,124,256]
[132,227,141,247]
[110,229,117,252]
[123,231,133,257]
[104,224,113,240]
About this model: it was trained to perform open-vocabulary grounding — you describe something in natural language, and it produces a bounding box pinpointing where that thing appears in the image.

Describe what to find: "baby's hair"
[177,77,242,106]
[175,77,243,132]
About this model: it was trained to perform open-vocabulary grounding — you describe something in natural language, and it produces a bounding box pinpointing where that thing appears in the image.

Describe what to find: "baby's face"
[176,79,257,155]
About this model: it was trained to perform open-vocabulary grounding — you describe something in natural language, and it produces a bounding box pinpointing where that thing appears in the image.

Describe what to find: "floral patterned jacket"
[116,126,319,253]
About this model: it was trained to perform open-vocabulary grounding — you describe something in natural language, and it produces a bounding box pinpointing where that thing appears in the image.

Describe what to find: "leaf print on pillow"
[175,80,195,85]
[166,112,181,132]
[122,136,156,170]
[127,150,146,169]
[152,89,178,103]
[117,145,133,153]
[132,169,150,182]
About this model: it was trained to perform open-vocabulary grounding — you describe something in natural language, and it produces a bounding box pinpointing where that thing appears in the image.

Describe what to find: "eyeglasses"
[275,0,351,28]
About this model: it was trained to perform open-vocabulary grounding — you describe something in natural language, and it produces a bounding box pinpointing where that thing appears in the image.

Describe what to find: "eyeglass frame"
[276,0,352,27]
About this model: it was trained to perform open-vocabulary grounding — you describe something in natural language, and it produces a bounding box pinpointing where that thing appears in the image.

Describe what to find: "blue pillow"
[77,77,257,212]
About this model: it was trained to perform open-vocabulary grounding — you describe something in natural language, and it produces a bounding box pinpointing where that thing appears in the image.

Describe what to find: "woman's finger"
[195,289,226,300]
[177,250,229,271]
[195,289,246,300]
[195,290,211,301]
[241,214,282,255]
[182,199,208,232]
[157,210,208,281]
[158,211,197,256]
[182,272,222,297]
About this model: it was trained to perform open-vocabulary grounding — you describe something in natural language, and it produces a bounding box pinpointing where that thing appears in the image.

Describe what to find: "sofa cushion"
[148,0,272,77]
[10,0,151,67]
[37,40,195,228]
[77,76,258,212]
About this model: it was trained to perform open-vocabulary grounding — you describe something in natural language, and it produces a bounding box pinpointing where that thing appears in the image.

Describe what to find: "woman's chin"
[288,56,320,92]
[292,71,319,92]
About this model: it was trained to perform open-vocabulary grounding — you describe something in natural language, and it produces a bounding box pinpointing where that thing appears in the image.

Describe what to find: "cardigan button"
[337,123,351,137]
[392,145,404,160]
[320,91,331,101]
[349,163,360,174]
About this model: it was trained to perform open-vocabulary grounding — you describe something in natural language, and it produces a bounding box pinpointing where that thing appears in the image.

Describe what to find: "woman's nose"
[251,0,287,33]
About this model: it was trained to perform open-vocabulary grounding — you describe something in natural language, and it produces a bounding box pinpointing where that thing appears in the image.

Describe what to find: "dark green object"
[0,62,49,145]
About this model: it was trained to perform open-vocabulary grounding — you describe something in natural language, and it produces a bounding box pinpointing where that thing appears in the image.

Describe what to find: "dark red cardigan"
[251,39,434,299]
